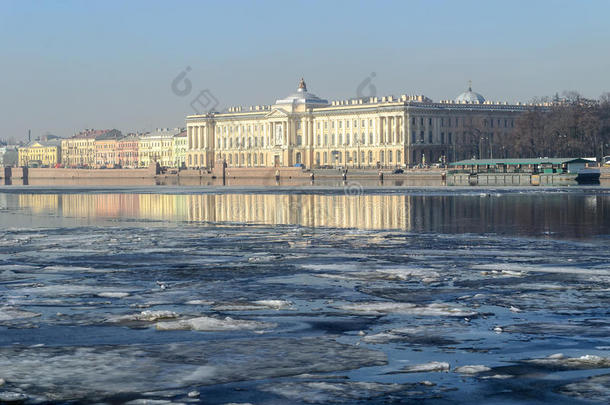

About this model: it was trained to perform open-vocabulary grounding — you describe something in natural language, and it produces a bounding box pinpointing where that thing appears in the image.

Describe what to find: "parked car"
[393,168,404,174]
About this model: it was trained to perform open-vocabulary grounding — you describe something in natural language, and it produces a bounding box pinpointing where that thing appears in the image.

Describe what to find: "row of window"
[211,115,514,137]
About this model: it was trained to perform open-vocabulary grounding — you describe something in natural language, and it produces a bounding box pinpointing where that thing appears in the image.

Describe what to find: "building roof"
[274,78,329,107]
[450,158,591,166]
[22,139,62,148]
[455,83,486,104]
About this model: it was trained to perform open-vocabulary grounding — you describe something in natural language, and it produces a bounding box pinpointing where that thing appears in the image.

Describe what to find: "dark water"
[0,186,609,404]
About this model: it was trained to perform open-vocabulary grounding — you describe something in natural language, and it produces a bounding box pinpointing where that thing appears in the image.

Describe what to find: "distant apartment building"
[117,135,140,168]
[61,129,109,167]
[172,130,187,168]
[93,130,122,168]
[139,128,184,168]
[18,135,62,167]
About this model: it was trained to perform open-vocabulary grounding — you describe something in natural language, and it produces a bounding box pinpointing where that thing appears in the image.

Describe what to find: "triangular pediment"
[265,107,290,119]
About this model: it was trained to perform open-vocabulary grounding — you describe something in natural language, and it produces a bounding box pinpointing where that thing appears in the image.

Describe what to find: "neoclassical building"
[186,79,537,168]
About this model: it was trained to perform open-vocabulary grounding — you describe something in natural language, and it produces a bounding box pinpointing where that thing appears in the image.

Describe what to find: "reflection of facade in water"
[13,193,610,237]
[18,194,59,215]
[185,194,411,230]
[16,193,412,230]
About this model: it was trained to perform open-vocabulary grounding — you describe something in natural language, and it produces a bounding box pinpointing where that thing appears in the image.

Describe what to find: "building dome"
[455,82,485,104]
[275,78,329,107]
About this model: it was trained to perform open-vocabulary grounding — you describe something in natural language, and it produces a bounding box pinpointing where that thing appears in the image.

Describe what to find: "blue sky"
[1,0,609,140]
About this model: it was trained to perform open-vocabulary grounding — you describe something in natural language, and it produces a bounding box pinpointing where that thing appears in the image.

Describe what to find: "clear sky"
[1,0,609,140]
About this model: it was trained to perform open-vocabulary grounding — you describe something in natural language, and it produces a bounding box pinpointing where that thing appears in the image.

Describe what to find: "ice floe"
[0,338,386,402]
[0,306,41,321]
[454,365,491,374]
[524,353,610,370]
[339,302,477,317]
[362,326,459,346]
[212,300,293,311]
[558,373,610,402]
[97,292,130,298]
[261,381,421,403]
[110,310,179,323]
[155,316,276,332]
[392,361,450,373]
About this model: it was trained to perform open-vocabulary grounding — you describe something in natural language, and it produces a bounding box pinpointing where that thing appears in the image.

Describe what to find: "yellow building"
[18,137,62,167]
[186,79,537,168]
[61,129,109,168]
[172,130,187,168]
[139,128,182,168]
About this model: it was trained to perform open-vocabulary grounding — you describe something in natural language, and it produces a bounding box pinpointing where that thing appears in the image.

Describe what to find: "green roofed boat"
[447,158,600,186]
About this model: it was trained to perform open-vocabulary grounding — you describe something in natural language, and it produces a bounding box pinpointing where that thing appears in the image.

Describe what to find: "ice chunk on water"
[525,354,610,370]
[0,337,386,402]
[97,292,130,299]
[110,311,179,323]
[185,300,213,305]
[0,391,28,403]
[253,300,292,309]
[454,365,491,374]
[261,381,419,403]
[392,361,450,373]
[362,326,459,346]
[0,306,40,321]
[339,302,476,317]
[213,300,293,311]
[374,268,440,282]
[558,374,610,402]
[155,316,276,332]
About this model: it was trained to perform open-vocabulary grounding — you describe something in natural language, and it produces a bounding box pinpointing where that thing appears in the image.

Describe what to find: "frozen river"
[0,186,609,404]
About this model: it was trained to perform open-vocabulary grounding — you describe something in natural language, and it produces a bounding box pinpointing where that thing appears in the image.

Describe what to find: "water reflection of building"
[184,194,411,230]
[16,193,413,230]
[13,193,609,237]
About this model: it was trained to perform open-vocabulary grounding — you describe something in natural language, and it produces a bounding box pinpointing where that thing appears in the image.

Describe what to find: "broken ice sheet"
[558,373,610,403]
[155,316,276,332]
[338,302,477,317]
[260,381,428,403]
[0,337,386,402]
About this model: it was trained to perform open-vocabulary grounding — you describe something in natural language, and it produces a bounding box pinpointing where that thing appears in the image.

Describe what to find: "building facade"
[117,135,140,168]
[172,130,187,168]
[18,137,62,167]
[61,129,110,168]
[139,128,183,168]
[186,79,538,168]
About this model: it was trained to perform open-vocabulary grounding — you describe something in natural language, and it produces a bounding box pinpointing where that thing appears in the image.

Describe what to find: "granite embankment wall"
[17,167,157,179]
[222,167,309,179]
[1,166,158,182]
[1,165,310,182]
